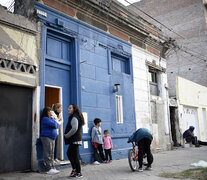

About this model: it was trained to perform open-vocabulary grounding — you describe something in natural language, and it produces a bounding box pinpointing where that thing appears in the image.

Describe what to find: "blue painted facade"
[36,2,136,162]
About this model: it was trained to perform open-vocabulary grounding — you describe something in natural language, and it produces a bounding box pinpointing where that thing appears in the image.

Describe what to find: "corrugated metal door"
[0,84,32,172]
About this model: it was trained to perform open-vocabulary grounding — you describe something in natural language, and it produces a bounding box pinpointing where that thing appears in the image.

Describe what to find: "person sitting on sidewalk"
[128,128,153,172]
[183,126,207,147]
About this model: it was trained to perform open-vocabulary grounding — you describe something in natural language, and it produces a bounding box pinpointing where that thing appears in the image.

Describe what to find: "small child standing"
[102,130,113,163]
[91,118,105,165]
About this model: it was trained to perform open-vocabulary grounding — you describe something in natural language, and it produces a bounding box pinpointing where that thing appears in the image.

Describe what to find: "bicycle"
[128,142,147,171]
[128,142,139,171]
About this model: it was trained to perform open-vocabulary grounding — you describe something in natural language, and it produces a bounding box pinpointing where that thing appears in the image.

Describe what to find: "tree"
[14,0,35,19]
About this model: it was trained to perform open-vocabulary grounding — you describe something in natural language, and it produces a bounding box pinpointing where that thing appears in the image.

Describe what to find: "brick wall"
[43,0,75,17]
[130,0,207,97]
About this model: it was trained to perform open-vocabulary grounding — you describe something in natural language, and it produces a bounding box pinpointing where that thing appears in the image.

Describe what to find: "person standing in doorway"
[40,107,60,175]
[64,104,85,178]
[52,103,63,163]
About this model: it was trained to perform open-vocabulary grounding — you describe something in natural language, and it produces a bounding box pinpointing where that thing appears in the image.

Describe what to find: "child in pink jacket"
[102,130,113,163]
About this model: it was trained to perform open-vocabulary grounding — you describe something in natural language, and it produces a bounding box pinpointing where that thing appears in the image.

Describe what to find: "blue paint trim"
[47,26,77,39]
[129,56,133,83]
[35,2,131,47]
[107,49,112,75]
[76,38,82,108]
[45,60,71,71]
[45,55,71,66]
[82,134,131,141]
[71,37,81,107]
[47,30,72,42]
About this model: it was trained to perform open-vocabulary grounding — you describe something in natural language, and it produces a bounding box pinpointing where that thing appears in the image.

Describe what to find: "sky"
[0,0,14,11]
[0,0,141,13]
[0,0,141,8]
[117,0,141,6]
[0,0,13,7]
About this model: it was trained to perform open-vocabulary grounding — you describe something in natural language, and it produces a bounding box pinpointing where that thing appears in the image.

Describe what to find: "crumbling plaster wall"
[0,5,42,171]
[132,45,171,151]
[0,5,39,87]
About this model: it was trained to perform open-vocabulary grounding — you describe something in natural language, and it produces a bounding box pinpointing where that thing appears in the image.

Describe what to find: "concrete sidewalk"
[1,146,207,180]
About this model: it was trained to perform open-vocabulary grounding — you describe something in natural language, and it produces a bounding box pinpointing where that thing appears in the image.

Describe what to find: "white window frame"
[115,95,123,124]
[149,69,159,96]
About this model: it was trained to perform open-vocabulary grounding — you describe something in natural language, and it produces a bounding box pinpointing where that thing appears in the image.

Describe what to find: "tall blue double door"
[42,29,77,159]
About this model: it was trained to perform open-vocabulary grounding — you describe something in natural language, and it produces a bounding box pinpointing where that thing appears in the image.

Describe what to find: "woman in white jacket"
[51,103,63,163]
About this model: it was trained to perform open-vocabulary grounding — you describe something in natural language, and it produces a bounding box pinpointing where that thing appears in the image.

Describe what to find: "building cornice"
[40,0,169,57]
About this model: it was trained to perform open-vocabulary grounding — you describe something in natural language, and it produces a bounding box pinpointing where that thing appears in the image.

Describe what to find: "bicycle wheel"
[128,149,138,171]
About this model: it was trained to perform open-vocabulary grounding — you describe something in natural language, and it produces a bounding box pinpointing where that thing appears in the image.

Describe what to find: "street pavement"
[0,146,207,180]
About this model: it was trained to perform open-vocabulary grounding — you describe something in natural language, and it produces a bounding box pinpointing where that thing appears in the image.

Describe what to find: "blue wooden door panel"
[45,65,70,159]
[62,42,69,60]
[46,35,70,62]
[47,37,62,58]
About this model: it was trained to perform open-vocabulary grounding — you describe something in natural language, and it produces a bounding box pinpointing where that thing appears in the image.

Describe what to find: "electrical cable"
[122,0,207,64]
[123,0,185,39]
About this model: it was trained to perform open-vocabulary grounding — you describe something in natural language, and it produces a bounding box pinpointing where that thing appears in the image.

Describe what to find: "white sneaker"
[55,159,60,162]
[93,161,100,165]
[54,159,60,164]
[52,168,60,173]
[46,169,59,175]
[138,167,143,172]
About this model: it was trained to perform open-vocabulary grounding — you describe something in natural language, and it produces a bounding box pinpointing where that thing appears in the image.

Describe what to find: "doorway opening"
[170,107,182,146]
[0,83,32,172]
[45,85,64,160]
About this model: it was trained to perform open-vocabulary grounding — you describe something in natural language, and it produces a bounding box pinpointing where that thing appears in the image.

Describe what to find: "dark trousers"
[67,144,81,173]
[77,146,82,161]
[94,144,105,162]
[104,149,112,161]
[187,136,207,146]
[198,140,207,145]
[138,138,153,168]
[54,136,58,159]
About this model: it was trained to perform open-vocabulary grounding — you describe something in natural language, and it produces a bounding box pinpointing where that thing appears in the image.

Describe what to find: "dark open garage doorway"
[0,83,32,173]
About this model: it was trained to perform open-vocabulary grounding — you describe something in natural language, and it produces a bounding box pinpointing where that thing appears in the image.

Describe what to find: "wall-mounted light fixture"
[113,83,120,93]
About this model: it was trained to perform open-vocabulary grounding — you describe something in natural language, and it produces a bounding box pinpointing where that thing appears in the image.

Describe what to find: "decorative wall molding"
[99,43,131,57]
[0,58,37,74]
